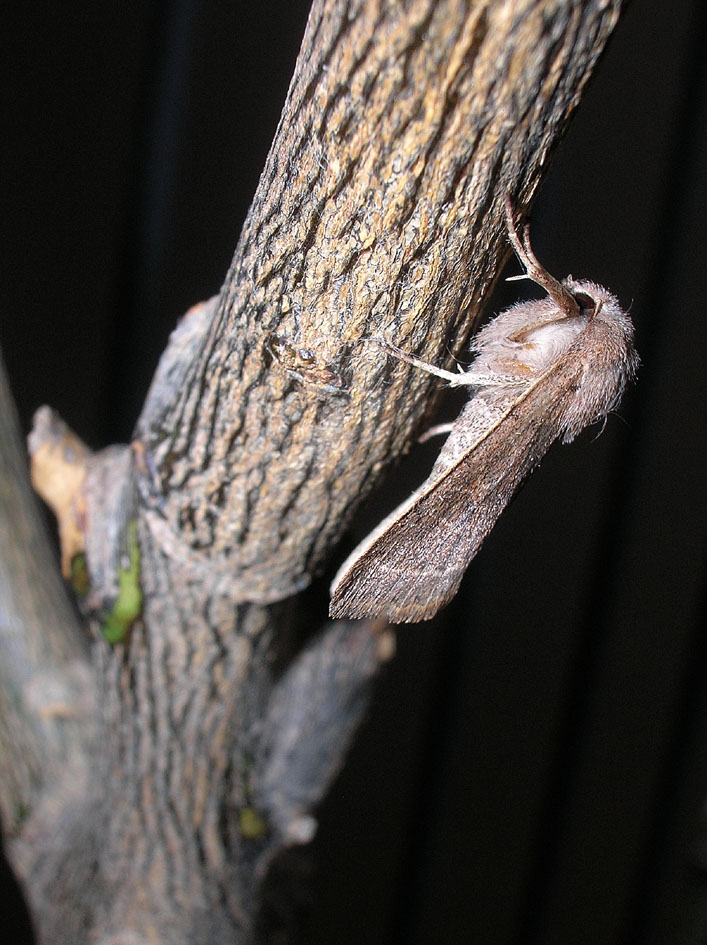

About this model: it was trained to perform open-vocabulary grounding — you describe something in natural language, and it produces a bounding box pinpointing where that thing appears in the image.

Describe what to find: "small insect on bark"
[329,197,639,623]
[266,334,346,393]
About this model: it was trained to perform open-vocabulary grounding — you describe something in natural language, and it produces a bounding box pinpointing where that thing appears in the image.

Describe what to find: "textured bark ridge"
[135,0,624,603]
[2,1,625,943]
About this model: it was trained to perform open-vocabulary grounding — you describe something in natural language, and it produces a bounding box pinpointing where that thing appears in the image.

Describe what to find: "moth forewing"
[330,354,586,623]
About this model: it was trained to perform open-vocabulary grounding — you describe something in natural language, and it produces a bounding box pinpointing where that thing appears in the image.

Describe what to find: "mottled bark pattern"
[89,563,277,944]
[137,0,623,603]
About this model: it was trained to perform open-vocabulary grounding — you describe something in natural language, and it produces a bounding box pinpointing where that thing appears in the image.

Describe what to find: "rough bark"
[1,0,625,942]
[0,352,93,837]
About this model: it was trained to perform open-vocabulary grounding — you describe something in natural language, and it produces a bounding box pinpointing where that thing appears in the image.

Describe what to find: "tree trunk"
[1,0,625,942]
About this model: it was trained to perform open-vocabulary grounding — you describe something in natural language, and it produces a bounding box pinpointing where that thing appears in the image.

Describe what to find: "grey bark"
[0,351,93,837]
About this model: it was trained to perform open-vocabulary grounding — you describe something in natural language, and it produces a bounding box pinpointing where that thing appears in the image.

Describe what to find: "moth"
[329,198,638,623]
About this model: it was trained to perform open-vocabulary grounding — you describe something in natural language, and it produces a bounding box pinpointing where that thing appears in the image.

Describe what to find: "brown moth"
[329,198,638,623]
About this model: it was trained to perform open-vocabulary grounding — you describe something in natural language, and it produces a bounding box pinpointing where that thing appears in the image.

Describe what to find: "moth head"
[560,279,639,441]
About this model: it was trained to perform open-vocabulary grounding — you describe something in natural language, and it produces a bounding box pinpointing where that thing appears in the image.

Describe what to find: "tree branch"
[4,1,626,943]
[0,351,93,836]
[135,0,624,602]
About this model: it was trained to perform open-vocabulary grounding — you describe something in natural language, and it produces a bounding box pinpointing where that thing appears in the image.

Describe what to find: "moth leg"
[370,338,505,388]
[503,195,580,320]
[418,422,454,443]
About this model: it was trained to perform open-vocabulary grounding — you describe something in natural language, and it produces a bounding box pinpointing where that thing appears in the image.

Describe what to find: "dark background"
[2,1,707,943]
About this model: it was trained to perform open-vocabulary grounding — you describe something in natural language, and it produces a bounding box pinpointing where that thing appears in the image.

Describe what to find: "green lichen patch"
[239,807,268,839]
[69,552,90,598]
[100,520,143,644]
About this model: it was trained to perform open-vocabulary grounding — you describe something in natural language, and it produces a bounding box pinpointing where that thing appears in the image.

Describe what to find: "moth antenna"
[503,195,580,320]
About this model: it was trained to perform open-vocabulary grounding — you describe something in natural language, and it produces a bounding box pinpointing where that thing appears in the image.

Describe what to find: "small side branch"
[0,352,93,837]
